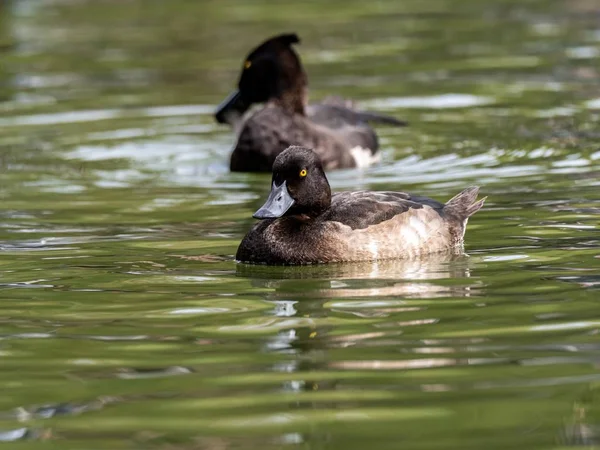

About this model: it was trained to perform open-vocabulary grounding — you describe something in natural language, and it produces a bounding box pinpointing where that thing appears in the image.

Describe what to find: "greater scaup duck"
[236,146,485,265]
[215,33,406,172]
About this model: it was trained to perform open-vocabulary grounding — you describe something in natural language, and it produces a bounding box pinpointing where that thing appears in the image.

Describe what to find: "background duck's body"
[215,34,405,172]
[231,102,379,171]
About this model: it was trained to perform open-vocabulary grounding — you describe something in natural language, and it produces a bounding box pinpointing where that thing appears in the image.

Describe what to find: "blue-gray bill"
[215,90,247,124]
[252,181,295,219]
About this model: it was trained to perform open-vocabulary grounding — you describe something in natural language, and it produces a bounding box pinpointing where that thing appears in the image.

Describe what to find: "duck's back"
[324,191,444,229]
[230,104,377,172]
[307,97,406,129]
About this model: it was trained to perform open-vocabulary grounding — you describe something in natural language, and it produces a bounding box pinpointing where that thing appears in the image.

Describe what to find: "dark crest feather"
[247,33,301,60]
[275,33,300,45]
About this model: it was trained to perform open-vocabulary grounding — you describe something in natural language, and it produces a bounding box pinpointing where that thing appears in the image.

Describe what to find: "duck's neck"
[273,83,308,116]
[286,203,330,223]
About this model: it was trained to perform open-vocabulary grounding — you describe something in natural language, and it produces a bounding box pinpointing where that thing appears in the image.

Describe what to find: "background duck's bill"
[253,181,295,219]
[215,90,248,124]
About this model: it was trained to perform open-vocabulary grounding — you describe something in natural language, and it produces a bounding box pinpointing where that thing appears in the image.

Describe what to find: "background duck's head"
[253,146,331,220]
[215,33,308,124]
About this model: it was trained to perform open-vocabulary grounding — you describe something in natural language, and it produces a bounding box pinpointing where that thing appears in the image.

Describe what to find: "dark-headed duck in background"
[215,33,407,172]
[236,146,485,265]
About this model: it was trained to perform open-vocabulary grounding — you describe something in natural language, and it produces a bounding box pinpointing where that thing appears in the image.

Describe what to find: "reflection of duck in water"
[237,146,485,265]
[237,249,477,300]
[215,33,406,172]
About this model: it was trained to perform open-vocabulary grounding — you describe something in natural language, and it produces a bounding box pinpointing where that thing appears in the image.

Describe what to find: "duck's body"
[236,146,485,265]
[231,103,378,172]
[215,34,405,172]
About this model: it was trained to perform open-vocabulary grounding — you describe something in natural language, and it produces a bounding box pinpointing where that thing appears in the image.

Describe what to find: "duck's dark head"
[253,146,331,220]
[215,33,307,124]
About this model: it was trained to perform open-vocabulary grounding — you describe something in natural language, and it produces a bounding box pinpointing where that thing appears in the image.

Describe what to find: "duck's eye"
[299,169,307,177]
[244,60,252,69]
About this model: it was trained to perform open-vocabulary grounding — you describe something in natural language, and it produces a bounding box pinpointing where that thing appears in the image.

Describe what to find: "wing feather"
[323,191,444,230]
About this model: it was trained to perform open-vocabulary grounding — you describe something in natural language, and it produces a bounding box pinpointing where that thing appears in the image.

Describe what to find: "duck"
[215,33,406,172]
[236,146,485,265]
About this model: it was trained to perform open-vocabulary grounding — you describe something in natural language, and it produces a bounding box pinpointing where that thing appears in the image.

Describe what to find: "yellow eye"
[299,169,307,177]
[244,60,252,69]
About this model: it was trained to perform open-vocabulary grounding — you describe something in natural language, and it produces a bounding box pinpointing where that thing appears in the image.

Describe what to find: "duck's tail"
[356,111,408,127]
[319,96,408,127]
[444,186,486,220]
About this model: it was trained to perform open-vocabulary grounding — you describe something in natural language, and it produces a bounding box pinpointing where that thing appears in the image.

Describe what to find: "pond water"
[1,0,600,448]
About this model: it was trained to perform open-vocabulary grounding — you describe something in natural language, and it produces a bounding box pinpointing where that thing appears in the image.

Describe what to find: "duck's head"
[215,33,307,124]
[253,146,331,220]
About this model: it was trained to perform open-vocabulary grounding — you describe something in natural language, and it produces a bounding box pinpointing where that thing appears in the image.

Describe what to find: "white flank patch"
[408,216,427,239]
[350,146,378,168]
[367,238,379,259]
[401,227,420,249]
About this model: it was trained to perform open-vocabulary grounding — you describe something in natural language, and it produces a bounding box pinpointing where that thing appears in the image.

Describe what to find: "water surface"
[1,0,600,448]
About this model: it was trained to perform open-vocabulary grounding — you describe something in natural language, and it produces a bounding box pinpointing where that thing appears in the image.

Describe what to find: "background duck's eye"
[299,169,307,177]
[244,60,252,69]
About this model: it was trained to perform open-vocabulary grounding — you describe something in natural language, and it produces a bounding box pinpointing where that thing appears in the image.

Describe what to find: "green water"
[1,0,599,448]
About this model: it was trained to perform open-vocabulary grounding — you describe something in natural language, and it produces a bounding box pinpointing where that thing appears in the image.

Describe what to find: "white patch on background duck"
[350,146,379,168]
